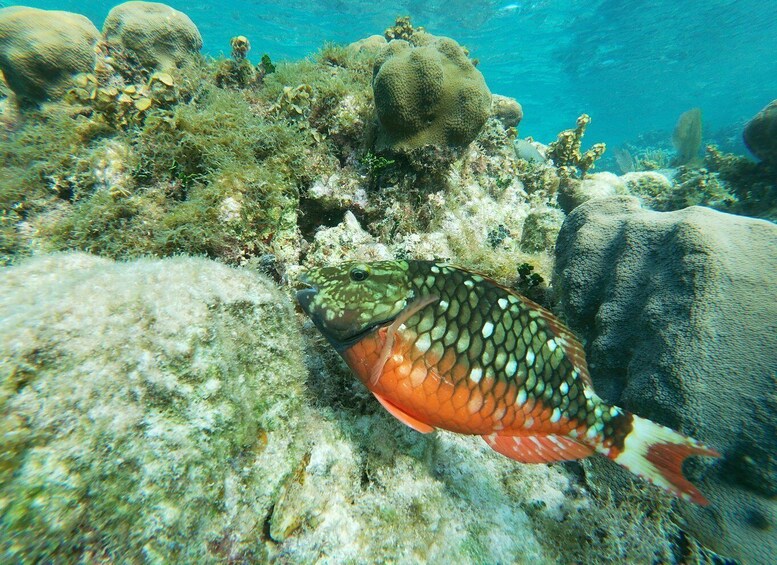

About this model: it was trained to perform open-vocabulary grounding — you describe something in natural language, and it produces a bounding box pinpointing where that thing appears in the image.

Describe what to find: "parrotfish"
[297,260,719,504]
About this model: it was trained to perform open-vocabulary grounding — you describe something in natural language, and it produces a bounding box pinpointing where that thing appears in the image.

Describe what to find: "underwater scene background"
[0,1,775,564]
[18,0,777,150]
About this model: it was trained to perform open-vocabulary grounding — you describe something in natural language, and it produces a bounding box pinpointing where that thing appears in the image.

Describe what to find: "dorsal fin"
[483,433,594,463]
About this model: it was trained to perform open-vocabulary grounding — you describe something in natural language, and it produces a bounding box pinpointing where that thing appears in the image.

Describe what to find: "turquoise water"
[22,0,777,150]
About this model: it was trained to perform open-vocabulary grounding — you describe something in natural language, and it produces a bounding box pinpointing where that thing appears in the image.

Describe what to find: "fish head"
[296,261,412,349]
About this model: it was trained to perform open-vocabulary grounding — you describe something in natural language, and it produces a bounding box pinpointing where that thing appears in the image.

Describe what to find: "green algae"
[0,43,383,266]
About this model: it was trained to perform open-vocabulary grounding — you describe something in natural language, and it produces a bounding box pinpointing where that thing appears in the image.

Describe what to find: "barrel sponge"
[102,1,202,72]
[0,6,99,104]
[372,34,491,152]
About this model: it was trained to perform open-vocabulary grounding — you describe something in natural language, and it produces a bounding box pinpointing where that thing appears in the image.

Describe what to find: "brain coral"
[102,1,203,72]
[372,32,492,153]
[0,6,99,104]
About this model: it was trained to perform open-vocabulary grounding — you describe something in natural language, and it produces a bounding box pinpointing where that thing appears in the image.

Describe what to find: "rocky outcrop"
[0,252,686,563]
[744,99,777,165]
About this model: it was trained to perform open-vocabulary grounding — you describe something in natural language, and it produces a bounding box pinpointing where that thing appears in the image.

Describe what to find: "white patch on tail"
[613,414,719,505]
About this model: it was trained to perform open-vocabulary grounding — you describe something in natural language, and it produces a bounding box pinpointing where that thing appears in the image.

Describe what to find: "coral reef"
[0,252,688,563]
[743,99,777,165]
[0,7,99,106]
[671,107,703,166]
[554,196,777,564]
[372,32,491,154]
[0,41,377,266]
[1,6,758,560]
[102,1,203,73]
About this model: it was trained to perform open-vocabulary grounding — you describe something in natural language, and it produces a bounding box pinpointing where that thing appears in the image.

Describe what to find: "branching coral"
[384,16,423,41]
[546,114,605,178]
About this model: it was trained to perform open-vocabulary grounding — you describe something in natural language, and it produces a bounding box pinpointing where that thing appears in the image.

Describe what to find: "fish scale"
[395,261,604,437]
[298,260,720,504]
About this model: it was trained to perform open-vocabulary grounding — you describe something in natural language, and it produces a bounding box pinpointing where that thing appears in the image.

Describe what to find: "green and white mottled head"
[297,261,413,349]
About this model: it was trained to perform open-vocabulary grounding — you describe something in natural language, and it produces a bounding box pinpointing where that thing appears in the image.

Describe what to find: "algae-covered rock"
[0,253,307,562]
[743,99,777,165]
[372,32,491,153]
[554,196,777,564]
[347,34,387,55]
[557,171,625,214]
[520,207,565,253]
[0,6,99,104]
[491,93,523,129]
[621,170,673,207]
[102,1,203,72]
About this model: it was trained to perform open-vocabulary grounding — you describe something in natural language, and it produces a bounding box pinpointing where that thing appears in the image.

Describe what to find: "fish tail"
[606,412,720,505]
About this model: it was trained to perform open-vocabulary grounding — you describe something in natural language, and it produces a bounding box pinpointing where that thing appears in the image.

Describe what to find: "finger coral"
[546,114,606,179]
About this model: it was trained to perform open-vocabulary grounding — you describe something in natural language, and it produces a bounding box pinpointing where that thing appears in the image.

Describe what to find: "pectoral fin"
[372,391,435,434]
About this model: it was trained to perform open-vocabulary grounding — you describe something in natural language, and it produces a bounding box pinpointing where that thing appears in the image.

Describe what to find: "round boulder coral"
[372,33,491,153]
[743,99,777,165]
[102,1,202,72]
[0,6,99,104]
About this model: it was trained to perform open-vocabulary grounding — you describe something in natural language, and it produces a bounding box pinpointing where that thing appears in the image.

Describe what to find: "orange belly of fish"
[342,329,577,437]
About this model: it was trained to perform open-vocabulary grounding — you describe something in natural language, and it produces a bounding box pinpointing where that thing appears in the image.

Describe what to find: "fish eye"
[350,267,369,282]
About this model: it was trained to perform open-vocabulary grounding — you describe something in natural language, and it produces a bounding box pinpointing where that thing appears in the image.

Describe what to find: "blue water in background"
[22,0,777,152]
